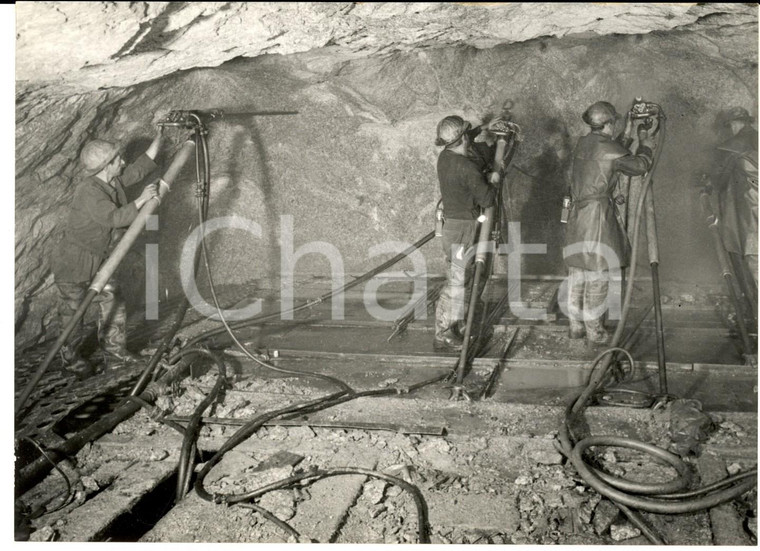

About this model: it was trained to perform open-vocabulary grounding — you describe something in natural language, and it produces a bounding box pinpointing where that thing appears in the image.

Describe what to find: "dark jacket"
[53,154,157,283]
[437,130,496,220]
[715,125,758,256]
[564,131,652,271]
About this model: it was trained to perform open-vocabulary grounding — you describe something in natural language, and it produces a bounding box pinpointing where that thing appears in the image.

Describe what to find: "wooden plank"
[696,453,752,545]
[56,460,176,542]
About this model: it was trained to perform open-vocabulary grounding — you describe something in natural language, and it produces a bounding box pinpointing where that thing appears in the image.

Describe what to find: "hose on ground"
[173,347,227,502]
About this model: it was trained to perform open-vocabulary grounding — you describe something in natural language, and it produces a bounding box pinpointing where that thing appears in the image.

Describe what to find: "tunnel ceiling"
[16,2,758,96]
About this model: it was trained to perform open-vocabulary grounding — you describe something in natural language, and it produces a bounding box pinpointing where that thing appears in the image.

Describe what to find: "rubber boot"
[98,287,141,367]
[56,282,95,377]
[434,291,463,352]
[567,267,586,339]
[584,272,610,345]
[59,340,95,378]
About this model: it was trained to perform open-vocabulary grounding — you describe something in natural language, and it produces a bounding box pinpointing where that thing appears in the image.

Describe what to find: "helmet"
[80,139,120,175]
[435,115,471,147]
[725,107,753,125]
[582,101,619,129]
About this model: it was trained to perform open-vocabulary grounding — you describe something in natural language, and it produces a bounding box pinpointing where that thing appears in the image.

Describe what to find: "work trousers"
[56,281,129,362]
[567,267,610,341]
[435,219,478,339]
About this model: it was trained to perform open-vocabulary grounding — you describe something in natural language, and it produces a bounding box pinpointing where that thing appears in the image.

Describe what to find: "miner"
[433,115,502,352]
[51,128,164,376]
[713,107,758,295]
[564,101,655,344]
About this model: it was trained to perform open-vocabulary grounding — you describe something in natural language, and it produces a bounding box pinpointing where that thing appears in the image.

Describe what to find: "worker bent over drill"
[564,101,655,344]
[51,125,165,376]
[433,115,503,352]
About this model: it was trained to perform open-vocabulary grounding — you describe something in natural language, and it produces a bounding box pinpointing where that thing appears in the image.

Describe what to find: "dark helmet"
[725,106,753,125]
[435,115,472,147]
[582,101,619,129]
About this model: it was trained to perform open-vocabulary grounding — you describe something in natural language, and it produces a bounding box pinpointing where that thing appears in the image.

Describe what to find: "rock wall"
[14,4,758,348]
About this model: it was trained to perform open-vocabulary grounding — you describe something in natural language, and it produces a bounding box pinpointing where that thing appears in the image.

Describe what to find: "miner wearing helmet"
[564,101,655,344]
[713,107,758,297]
[50,126,164,377]
[433,114,503,352]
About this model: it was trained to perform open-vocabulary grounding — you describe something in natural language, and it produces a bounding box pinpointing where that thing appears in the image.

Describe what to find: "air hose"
[173,347,227,502]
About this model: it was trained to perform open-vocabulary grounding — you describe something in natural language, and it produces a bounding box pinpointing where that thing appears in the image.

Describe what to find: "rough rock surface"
[17,3,757,95]
[14,3,759,347]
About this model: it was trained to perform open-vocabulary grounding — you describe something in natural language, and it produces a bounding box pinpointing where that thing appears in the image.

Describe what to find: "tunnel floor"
[14,279,758,544]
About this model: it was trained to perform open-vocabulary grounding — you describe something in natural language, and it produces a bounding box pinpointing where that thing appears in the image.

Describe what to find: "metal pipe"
[16,140,196,419]
[650,262,668,394]
[644,188,668,395]
[455,259,487,386]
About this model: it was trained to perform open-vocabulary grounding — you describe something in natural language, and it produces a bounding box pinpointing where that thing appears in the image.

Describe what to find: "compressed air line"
[175,348,226,502]
[15,140,197,419]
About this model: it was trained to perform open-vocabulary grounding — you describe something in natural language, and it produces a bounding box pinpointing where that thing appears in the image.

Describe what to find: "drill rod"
[699,189,754,357]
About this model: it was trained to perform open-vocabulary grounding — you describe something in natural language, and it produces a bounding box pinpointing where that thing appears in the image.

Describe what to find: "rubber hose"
[174,347,227,502]
[214,468,431,543]
[569,436,757,514]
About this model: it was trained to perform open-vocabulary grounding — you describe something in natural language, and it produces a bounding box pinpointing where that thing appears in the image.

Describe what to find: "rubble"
[592,499,619,535]
[610,522,642,541]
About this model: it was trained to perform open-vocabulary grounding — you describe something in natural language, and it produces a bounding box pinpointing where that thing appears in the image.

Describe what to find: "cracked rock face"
[16,3,758,95]
[14,3,759,347]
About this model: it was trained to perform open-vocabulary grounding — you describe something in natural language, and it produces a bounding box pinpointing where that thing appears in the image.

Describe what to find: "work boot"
[451,319,468,340]
[567,267,586,339]
[433,332,464,353]
[584,272,610,345]
[98,294,142,368]
[586,326,610,345]
[568,324,586,339]
[60,345,95,378]
[101,347,143,367]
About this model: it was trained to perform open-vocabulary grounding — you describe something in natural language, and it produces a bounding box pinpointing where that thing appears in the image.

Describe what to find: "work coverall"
[51,154,157,364]
[714,125,759,290]
[564,130,652,340]
[434,128,496,342]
